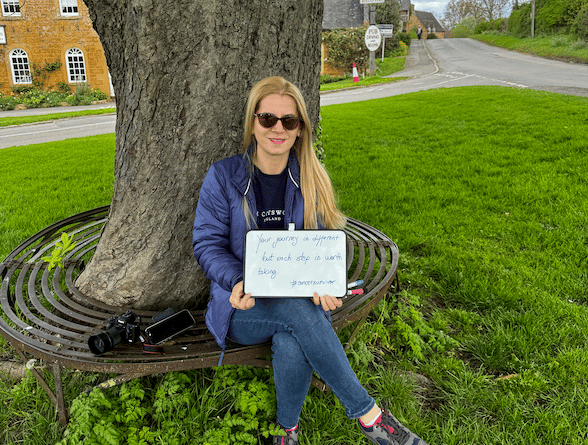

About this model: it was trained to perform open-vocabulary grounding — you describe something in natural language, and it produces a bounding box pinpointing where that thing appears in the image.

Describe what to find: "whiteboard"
[243,229,347,297]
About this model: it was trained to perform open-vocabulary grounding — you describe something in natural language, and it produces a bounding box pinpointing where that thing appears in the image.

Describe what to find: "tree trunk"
[77,0,323,309]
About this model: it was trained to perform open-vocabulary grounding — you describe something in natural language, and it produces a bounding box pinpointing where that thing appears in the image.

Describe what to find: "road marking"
[433,72,528,89]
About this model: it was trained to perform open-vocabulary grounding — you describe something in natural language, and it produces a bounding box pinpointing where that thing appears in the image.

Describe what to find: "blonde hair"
[242,77,346,230]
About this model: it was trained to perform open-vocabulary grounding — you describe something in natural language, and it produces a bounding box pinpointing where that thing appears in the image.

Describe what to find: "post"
[369,5,376,76]
[53,363,69,427]
[531,0,535,38]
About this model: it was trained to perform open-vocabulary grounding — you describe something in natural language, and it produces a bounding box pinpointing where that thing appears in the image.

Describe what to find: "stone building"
[322,0,366,30]
[407,5,446,38]
[0,0,111,95]
[399,0,411,32]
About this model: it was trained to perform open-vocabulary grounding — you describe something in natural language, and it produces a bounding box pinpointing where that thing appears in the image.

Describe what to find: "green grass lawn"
[0,135,115,258]
[1,87,588,444]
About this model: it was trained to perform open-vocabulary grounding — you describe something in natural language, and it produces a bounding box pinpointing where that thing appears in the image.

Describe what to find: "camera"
[88,311,141,355]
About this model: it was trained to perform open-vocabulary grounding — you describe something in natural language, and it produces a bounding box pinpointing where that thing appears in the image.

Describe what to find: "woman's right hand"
[230,281,255,310]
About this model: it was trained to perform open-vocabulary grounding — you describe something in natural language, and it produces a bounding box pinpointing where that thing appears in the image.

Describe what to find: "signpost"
[378,24,393,61]
[360,0,386,75]
[364,25,381,75]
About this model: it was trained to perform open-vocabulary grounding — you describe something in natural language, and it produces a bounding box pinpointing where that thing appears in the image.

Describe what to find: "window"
[66,48,86,82]
[59,0,78,16]
[10,49,31,84]
[2,0,20,16]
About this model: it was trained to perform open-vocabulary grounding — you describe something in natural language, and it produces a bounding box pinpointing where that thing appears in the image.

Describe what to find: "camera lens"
[88,332,114,355]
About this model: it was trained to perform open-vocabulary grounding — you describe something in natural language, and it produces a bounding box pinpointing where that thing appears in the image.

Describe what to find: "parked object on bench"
[144,309,196,345]
[88,311,141,355]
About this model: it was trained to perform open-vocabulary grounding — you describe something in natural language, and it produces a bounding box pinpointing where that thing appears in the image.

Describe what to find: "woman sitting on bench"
[192,76,427,445]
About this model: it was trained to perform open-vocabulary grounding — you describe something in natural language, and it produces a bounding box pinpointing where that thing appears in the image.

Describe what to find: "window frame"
[9,48,31,84]
[59,0,78,17]
[66,47,87,83]
[2,0,21,17]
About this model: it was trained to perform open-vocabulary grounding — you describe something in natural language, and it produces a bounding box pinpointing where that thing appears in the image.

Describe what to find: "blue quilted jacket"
[193,149,319,356]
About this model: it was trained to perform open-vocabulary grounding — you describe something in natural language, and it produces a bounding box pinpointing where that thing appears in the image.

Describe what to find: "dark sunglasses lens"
[258,114,278,128]
[282,116,300,130]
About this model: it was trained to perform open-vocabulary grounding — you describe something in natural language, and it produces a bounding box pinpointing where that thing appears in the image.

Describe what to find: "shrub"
[56,81,72,94]
[92,88,108,100]
[20,89,47,108]
[11,85,35,95]
[453,17,477,38]
[570,38,588,49]
[508,3,533,36]
[551,34,570,46]
[45,91,70,107]
[66,83,108,105]
[397,31,412,47]
[571,2,588,41]
[0,93,20,111]
[322,27,370,73]
[427,33,439,39]
[536,0,586,34]
[320,74,351,84]
[382,34,401,57]
[395,40,409,56]
[475,18,507,34]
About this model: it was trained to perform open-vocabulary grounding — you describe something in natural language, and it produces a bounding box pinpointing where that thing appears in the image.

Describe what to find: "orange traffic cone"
[352,62,359,83]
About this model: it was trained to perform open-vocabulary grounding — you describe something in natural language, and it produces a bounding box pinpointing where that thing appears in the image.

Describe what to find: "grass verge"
[320,56,408,92]
[473,33,588,64]
[0,108,116,127]
[1,87,588,444]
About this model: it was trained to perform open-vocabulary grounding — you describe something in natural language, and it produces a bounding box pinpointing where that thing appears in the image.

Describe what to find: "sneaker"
[358,406,428,445]
[272,423,299,445]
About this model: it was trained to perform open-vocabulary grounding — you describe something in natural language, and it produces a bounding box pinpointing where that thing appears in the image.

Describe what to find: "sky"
[412,0,448,20]
[412,0,514,23]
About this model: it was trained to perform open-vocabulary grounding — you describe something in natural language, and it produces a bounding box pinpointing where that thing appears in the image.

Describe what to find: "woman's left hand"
[313,293,343,311]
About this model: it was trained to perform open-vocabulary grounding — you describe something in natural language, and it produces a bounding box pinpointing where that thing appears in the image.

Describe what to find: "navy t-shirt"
[253,167,287,229]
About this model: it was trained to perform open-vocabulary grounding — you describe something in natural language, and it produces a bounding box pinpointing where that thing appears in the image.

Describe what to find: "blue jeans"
[227,298,375,429]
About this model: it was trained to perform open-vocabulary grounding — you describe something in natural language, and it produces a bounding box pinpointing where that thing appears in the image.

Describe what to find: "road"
[0,113,116,149]
[2,38,587,149]
[321,38,588,106]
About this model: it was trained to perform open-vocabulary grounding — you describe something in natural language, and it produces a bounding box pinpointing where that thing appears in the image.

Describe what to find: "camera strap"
[139,333,164,354]
[142,342,164,354]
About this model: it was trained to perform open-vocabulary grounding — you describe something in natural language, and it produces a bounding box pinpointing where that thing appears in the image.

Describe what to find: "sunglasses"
[254,113,303,131]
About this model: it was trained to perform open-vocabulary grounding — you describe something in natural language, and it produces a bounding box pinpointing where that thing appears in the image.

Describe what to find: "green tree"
[376,0,402,28]
[571,1,588,40]
[452,16,478,37]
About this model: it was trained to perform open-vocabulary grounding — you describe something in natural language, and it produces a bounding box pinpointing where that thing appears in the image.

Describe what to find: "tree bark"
[77,0,323,309]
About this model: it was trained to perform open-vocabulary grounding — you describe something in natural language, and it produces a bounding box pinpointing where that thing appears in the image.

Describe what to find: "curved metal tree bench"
[0,206,399,426]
